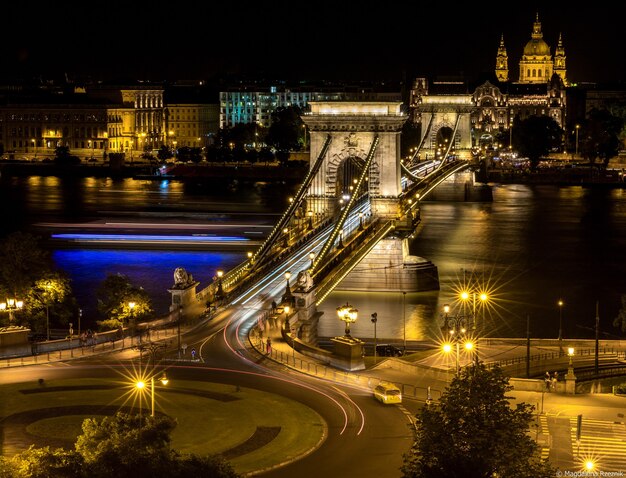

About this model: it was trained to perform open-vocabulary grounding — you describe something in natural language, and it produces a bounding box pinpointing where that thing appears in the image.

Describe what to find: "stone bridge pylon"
[302,102,439,293]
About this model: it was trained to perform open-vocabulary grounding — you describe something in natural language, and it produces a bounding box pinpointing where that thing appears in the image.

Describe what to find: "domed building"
[409,14,569,157]
[496,13,568,86]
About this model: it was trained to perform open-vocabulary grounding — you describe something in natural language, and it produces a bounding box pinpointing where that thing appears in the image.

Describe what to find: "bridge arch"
[303,102,406,220]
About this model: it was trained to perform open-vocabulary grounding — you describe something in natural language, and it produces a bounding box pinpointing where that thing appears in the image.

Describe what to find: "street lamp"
[129,302,136,345]
[308,251,315,270]
[441,304,474,373]
[575,124,580,157]
[558,299,564,354]
[336,302,358,337]
[216,270,224,300]
[282,270,293,305]
[307,210,313,229]
[371,312,378,363]
[460,289,489,331]
[402,291,406,351]
[282,227,289,248]
[137,373,169,417]
[68,322,74,357]
[358,212,364,231]
[284,305,290,333]
[31,138,37,159]
[0,298,24,324]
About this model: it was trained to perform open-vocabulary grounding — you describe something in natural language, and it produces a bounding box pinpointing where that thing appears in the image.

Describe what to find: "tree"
[513,115,563,169]
[27,274,75,336]
[580,108,623,167]
[613,294,626,333]
[157,145,173,161]
[401,363,555,478]
[0,232,77,329]
[0,413,241,478]
[266,106,304,152]
[96,273,153,331]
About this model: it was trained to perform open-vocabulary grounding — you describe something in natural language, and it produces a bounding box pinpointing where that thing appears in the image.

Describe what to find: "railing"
[0,326,181,368]
[248,322,443,404]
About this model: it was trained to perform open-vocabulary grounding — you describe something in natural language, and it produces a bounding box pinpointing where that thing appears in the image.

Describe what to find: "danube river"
[1,174,625,342]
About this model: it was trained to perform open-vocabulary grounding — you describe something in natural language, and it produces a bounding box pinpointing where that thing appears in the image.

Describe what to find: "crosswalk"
[568,416,626,472]
[538,414,550,462]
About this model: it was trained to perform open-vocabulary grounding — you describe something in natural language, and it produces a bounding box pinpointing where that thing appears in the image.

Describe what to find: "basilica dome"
[523,38,551,56]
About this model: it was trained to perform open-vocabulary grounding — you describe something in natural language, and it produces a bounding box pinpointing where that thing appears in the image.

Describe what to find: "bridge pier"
[336,237,439,292]
[425,170,493,202]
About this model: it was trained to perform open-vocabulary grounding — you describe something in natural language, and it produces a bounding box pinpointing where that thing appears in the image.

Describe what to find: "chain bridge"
[191,101,486,368]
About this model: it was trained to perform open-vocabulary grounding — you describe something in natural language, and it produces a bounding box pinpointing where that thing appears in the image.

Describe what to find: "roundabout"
[0,376,326,476]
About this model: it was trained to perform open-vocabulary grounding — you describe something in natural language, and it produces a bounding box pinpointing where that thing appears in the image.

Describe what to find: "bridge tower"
[302,101,406,220]
[409,78,474,160]
[302,101,439,293]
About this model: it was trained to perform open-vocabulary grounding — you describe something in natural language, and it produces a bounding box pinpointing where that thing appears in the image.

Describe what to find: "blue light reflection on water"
[52,248,244,327]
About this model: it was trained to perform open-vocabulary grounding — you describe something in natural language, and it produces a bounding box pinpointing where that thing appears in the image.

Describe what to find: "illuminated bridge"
[193,101,482,362]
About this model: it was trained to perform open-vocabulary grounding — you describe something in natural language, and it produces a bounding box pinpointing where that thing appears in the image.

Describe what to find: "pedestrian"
[551,371,558,392]
[271,300,277,313]
[266,337,272,354]
[545,372,551,392]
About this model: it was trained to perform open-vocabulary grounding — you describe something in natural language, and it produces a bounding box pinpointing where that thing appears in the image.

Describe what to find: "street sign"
[181,343,188,354]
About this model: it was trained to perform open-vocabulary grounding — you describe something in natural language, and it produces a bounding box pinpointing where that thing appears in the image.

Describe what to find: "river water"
[1,175,625,342]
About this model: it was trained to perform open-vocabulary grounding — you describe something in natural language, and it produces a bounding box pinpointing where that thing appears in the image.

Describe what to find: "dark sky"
[2,1,624,85]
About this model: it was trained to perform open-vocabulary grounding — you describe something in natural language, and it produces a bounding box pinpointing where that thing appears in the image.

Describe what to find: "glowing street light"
[336,302,358,337]
[0,298,24,323]
[136,373,169,417]
[282,271,293,305]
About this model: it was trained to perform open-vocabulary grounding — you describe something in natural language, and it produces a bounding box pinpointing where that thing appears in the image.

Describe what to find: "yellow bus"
[373,381,402,404]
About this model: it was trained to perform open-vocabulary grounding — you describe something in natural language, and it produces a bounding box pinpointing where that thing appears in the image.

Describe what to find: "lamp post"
[282,271,293,305]
[309,251,315,269]
[177,304,182,359]
[129,302,136,345]
[307,210,313,230]
[371,312,378,363]
[358,212,364,231]
[284,305,290,333]
[216,270,224,301]
[69,322,74,357]
[336,302,358,337]
[402,291,406,352]
[575,125,580,157]
[558,299,564,354]
[0,298,24,324]
[460,288,489,331]
[31,138,37,159]
[441,304,474,373]
[137,373,169,418]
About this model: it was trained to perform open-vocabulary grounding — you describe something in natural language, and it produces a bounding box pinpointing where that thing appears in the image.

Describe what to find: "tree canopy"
[513,115,563,169]
[401,363,555,478]
[579,108,624,166]
[0,232,76,330]
[96,273,153,331]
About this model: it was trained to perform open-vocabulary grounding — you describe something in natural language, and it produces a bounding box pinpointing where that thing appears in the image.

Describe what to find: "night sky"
[3,1,624,84]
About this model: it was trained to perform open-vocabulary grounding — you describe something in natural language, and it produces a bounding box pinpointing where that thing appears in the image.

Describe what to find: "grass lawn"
[0,377,326,475]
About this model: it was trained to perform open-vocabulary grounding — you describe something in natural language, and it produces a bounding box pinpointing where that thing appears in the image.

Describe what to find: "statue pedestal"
[0,326,31,358]
[331,336,365,371]
[565,368,577,395]
[168,281,200,313]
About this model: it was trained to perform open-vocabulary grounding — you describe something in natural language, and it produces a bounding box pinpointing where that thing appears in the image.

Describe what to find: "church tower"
[495,34,509,82]
[519,13,553,83]
[553,33,567,85]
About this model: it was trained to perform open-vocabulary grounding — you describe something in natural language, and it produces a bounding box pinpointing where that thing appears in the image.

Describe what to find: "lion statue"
[296,270,314,291]
[173,267,190,287]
